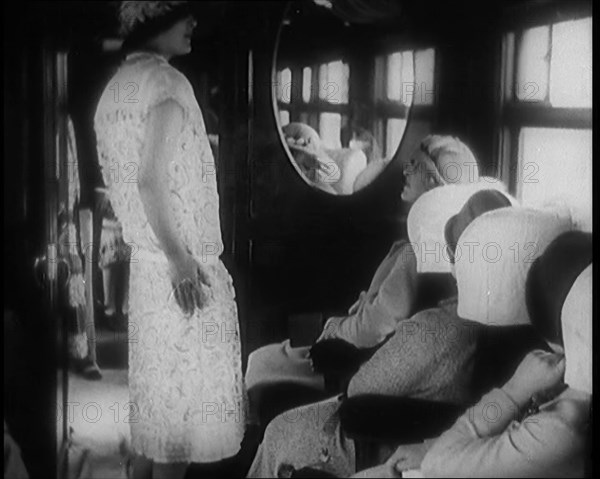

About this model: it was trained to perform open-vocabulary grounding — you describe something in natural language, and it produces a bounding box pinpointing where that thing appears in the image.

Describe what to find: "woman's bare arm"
[138,99,188,260]
[138,99,204,313]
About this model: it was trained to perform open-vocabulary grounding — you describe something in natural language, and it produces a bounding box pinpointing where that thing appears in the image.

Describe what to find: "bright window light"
[319,112,342,149]
[518,127,592,231]
[550,17,592,108]
[516,26,550,102]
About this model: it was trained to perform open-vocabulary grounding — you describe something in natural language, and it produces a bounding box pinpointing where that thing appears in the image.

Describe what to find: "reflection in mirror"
[274,0,436,195]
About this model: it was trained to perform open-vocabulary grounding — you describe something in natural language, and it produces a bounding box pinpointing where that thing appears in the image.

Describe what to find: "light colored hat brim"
[455,206,573,326]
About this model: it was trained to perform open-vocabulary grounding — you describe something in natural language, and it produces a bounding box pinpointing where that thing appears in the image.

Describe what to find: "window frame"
[496,6,592,198]
[373,46,438,159]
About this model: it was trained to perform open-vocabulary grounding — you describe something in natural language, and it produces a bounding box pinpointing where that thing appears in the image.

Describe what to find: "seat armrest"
[339,395,464,443]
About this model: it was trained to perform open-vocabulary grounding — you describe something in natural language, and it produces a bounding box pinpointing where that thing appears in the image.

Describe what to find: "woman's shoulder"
[136,62,196,113]
[143,62,189,91]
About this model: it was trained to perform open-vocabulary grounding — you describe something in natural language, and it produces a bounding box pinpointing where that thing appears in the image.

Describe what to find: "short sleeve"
[142,65,193,117]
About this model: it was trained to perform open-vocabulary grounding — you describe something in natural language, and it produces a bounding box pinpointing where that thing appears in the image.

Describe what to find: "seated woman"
[282,122,374,196]
[245,134,487,398]
[352,227,592,479]
[282,122,340,195]
[399,134,481,203]
[419,235,592,478]
[245,188,552,478]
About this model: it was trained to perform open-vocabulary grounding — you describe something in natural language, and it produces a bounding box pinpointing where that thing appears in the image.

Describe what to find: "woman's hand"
[315,316,345,344]
[348,291,366,315]
[168,253,212,315]
[95,188,115,219]
[385,442,429,475]
[503,349,566,408]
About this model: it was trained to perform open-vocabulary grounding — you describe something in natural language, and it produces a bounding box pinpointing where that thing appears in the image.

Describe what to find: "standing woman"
[94,2,246,478]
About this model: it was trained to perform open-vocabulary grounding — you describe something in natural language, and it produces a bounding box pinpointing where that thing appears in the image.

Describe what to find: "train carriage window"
[518,127,592,229]
[413,48,436,106]
[515,25,550,102]
[302,67,312,103]
[386,118,408,160]
[276,68,292,127]
[319,112,343,149]
[319,60,350,104]
[375,48,435,159]
[277,67,292,104]
[277,60,349,148]
[386,51,414,102]
[549,18,592,108]
[279,110,291,126]
[500,15,592,231]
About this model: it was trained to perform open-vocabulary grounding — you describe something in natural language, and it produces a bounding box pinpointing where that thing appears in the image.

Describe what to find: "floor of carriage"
[59,326,259,479]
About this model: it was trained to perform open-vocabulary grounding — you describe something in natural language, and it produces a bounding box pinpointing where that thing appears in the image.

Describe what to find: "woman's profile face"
[154,15,197,57]
[401,149,440,203]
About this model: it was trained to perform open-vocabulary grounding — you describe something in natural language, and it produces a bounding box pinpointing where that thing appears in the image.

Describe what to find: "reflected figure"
[347,127,389,192]
[97,192,131,333]
[348,127,383,165]
[60,116,102,380]
[283,122,368,195]
[283,122,339,194]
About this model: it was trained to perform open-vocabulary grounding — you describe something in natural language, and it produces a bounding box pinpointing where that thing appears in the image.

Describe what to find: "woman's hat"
[562,264,592,394]
[119,1,192,39]
[407,183,516,274]
[525,230,593,345]
[444,189,513,264]
[455,206,573,326]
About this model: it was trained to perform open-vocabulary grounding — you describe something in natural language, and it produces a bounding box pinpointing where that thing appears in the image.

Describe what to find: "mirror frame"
[270,0,419,197]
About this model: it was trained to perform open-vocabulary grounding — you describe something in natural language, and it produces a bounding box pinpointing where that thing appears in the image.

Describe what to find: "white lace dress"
[94,51,246,463]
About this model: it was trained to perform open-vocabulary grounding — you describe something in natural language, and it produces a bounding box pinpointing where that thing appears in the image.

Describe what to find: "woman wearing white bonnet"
[400,134,484,203]
[94,2,246,478]
[351,206,575,478]
[419,230,591,478]
[247,186,516,478]
[245,134,500,394]
[244,178,502,400]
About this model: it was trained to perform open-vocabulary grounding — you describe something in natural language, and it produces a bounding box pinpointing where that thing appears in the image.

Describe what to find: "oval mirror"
[273,0,435,195]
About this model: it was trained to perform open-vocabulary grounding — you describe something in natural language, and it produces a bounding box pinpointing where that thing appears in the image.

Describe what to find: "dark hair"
[444,190,512,263]
[526,230,592,345]
[121,3,193,55]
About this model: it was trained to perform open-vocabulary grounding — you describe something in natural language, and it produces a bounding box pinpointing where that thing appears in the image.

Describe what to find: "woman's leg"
[102,266,117,316]
[114,259,130,316]
[121,259,130,315]
[152,462,188,479]
[79,208,101,378]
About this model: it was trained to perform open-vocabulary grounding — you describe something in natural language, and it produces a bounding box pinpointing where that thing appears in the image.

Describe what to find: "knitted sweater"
[347,298,479,406]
